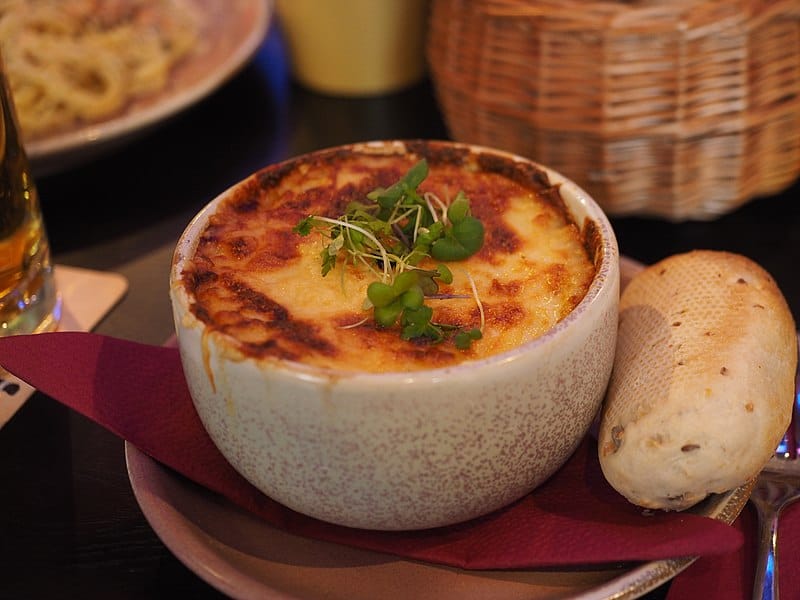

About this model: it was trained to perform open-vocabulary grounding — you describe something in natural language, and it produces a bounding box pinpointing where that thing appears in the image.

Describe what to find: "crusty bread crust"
[599,250,797,510]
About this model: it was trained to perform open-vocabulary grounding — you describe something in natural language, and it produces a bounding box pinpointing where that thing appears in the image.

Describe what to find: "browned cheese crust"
[599,250,797,510]
[180,143,597,372]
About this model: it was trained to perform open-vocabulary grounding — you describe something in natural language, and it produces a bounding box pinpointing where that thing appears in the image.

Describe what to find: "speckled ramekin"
[170,140,620,531]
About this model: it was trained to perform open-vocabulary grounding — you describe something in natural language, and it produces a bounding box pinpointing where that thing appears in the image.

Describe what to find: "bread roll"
[599,250,797,510]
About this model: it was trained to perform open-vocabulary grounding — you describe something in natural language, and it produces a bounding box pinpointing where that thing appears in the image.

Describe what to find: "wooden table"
[1,22,798,600]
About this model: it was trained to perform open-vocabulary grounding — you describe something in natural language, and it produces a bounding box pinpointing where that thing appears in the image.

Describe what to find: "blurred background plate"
[24,0,273,177]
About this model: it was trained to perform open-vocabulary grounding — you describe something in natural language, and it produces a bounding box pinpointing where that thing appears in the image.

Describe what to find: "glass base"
[0,270,62,337]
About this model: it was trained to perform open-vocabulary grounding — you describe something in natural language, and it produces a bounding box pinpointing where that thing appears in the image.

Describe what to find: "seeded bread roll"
[599,250,797,511]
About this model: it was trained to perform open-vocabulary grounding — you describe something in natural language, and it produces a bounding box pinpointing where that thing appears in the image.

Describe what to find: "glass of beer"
[0,53,60,336]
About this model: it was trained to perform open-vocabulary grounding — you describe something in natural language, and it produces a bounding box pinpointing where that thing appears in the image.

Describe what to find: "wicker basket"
[427,0,800,220]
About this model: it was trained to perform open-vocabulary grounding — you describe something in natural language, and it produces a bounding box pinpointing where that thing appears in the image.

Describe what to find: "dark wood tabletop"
[1,19,798,600]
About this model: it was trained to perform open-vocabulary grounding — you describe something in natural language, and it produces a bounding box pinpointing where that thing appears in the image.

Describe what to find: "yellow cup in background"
[276,0,429,97]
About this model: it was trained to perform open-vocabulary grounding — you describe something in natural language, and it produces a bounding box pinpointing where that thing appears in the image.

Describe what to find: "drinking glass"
[0,53,60,336]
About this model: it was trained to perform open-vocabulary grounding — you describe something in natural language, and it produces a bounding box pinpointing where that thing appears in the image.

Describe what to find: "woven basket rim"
[426,0,800,219]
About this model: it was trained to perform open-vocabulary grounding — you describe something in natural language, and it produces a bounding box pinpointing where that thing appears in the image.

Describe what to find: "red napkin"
[1,331,744,572]
[667,501,800,600]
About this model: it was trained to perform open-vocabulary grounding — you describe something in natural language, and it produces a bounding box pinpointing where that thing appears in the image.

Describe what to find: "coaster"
[0,265,128,428]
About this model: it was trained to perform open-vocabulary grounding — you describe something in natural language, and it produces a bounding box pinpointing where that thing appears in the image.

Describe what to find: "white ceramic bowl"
[170,141,620,531]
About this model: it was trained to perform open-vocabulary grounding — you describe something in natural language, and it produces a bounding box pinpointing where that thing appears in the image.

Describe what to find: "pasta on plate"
[0,0,201,140]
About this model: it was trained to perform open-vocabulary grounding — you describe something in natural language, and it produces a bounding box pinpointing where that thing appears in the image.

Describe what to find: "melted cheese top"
[180,149,596,373]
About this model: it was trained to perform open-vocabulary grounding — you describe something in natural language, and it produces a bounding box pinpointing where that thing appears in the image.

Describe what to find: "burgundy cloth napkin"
[0,331,745,572]
[667,498,800,600]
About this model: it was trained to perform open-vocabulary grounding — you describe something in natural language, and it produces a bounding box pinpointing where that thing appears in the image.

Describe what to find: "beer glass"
[0,54,60,336]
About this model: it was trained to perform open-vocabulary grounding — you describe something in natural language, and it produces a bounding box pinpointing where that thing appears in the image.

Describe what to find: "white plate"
[123,256,753,599]
[24,0,273,176]
[125,442,751,600]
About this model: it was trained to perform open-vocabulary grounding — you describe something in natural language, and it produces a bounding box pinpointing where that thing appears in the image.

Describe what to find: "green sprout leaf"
[392,270,419,294]
[400,286,424,309]
[436,264,453,284]
[294,158,485,350]
[453,327,483,350]
[430,216,484,261]
[447,191,471,223]
[367,282,397,308]
[374,299,404,328]
[293,216,314,236]
[400,305,439,341]
[320,248,337,277]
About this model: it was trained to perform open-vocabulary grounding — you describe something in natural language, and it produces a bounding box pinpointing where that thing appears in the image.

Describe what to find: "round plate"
[24,0,272,176]
[125,443,751,600]
[124,256,753,599]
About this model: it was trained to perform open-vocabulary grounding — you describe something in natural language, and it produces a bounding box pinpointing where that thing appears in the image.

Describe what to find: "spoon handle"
[752,498,780,600]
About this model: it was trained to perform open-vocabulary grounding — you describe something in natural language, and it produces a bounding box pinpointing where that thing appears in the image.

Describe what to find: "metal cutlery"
[750,333,800,600]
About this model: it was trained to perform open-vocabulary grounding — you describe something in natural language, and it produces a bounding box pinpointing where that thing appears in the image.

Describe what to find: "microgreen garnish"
[293,159,485,349]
